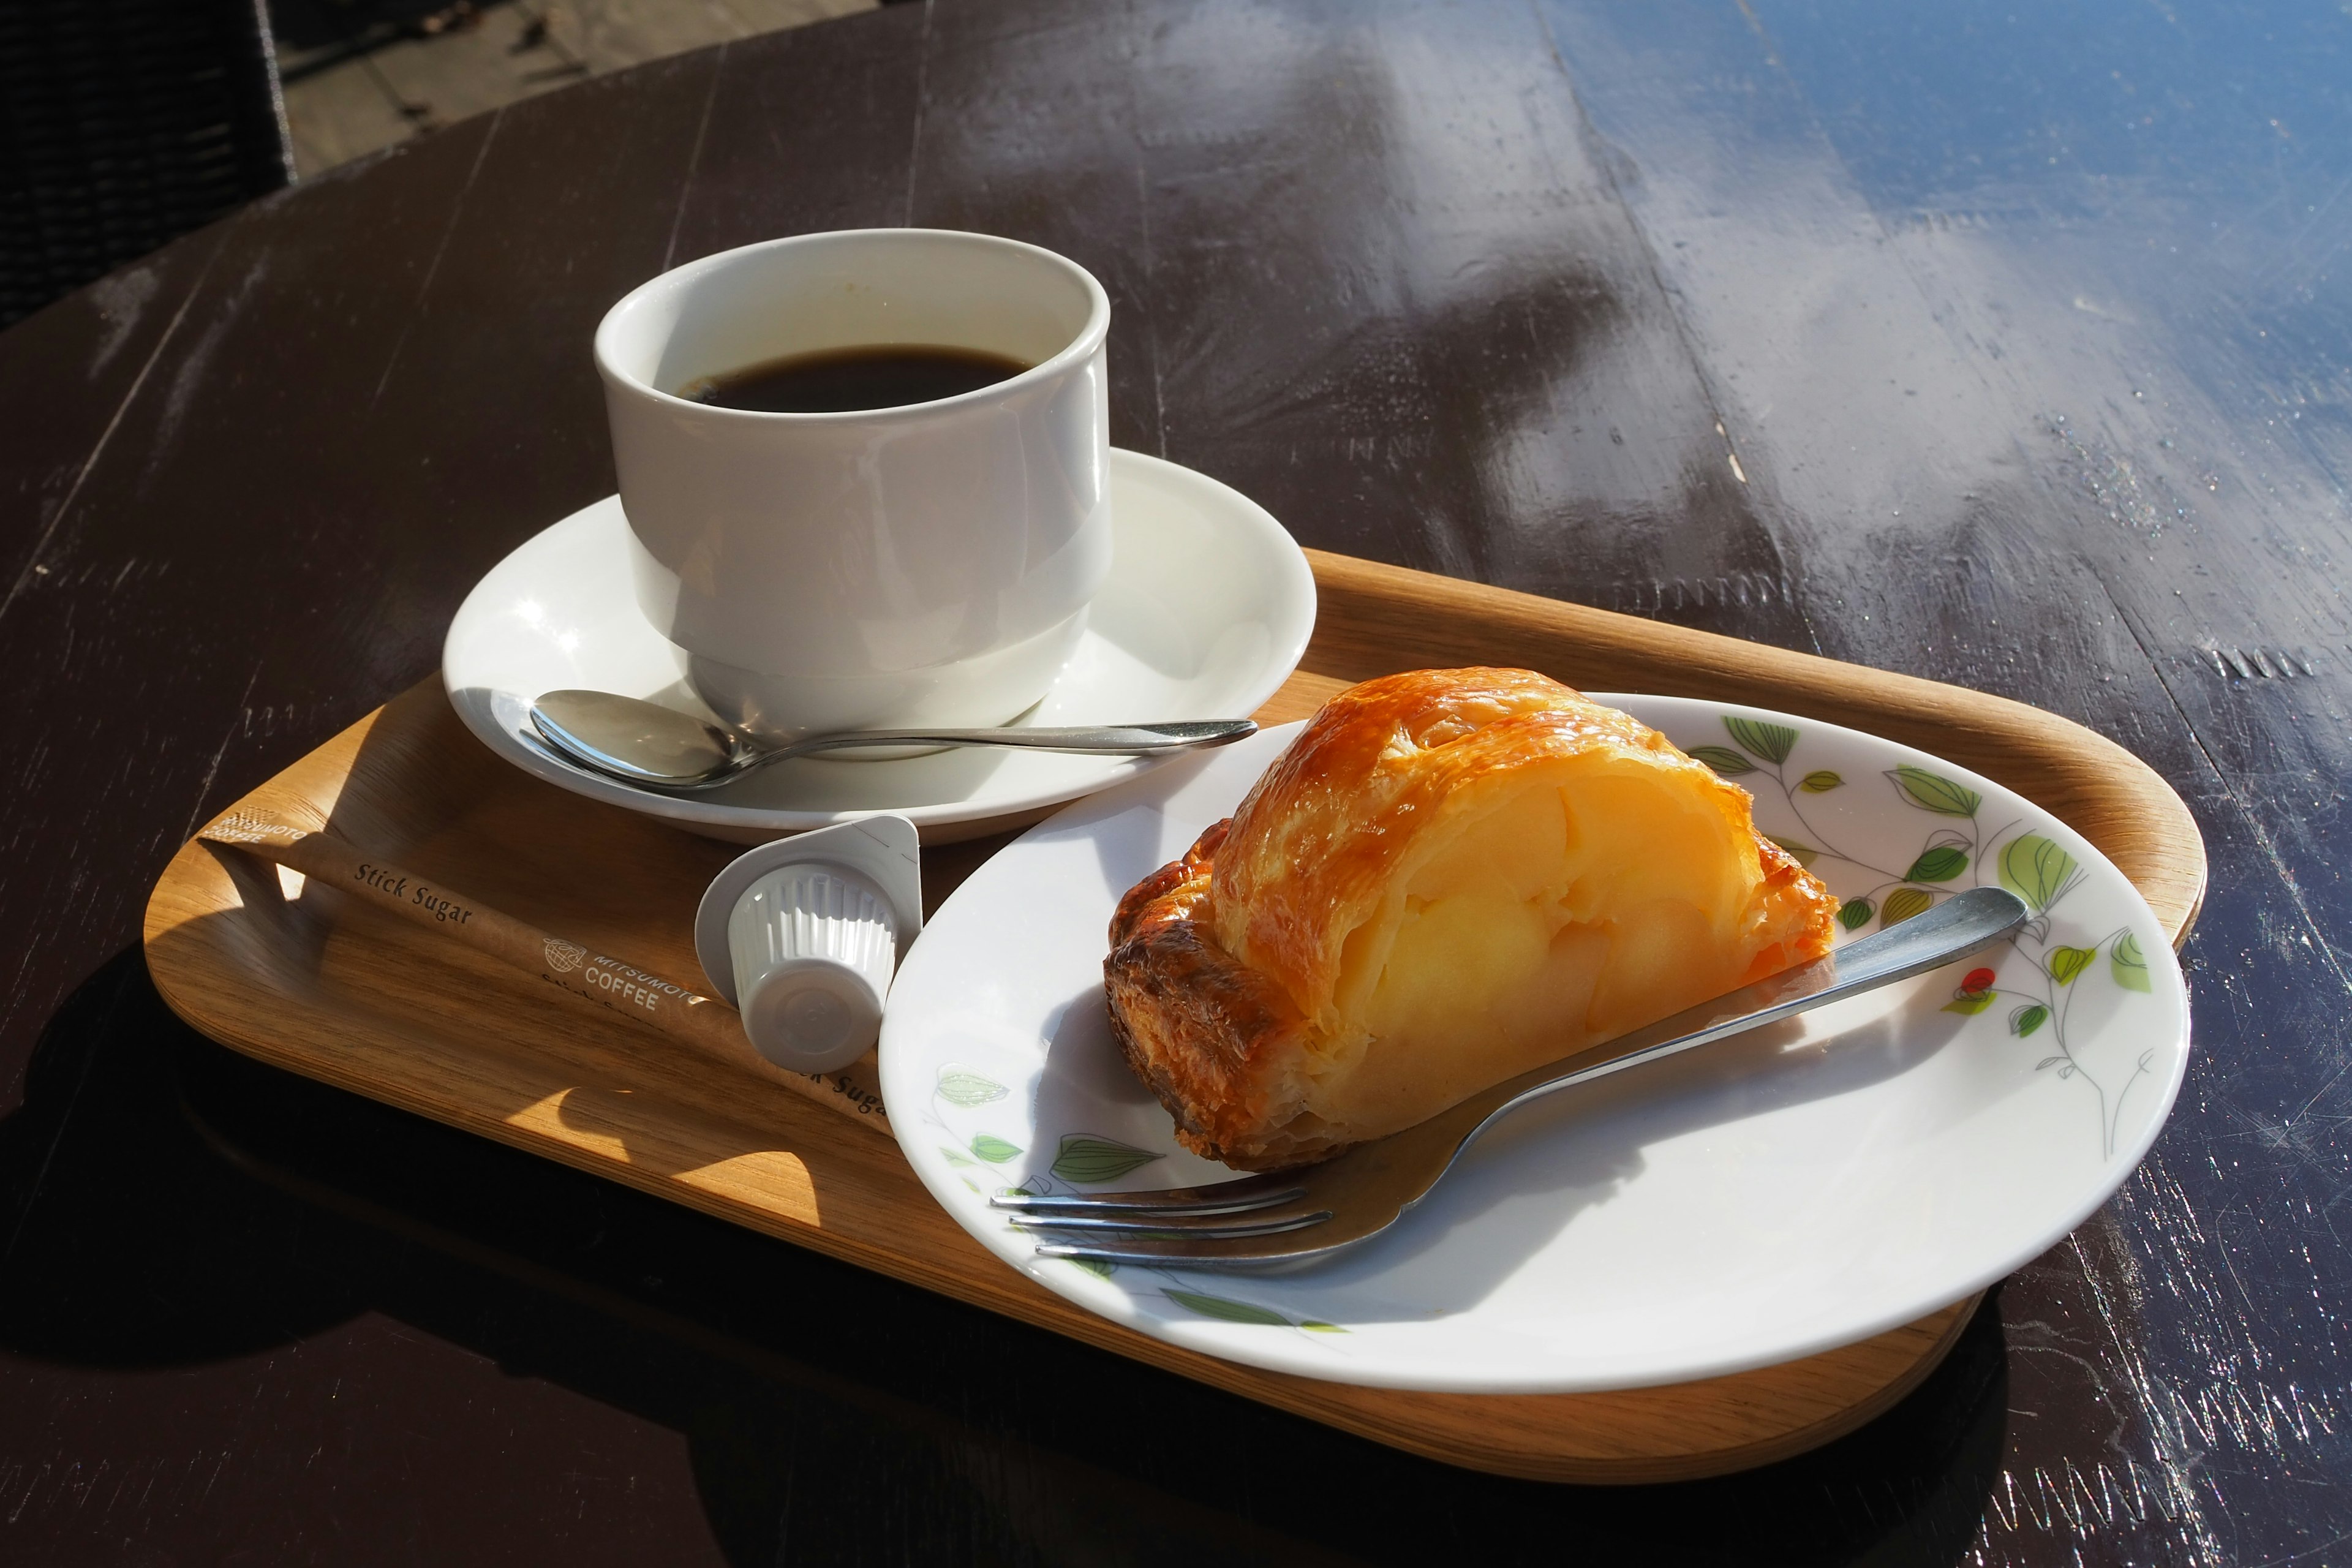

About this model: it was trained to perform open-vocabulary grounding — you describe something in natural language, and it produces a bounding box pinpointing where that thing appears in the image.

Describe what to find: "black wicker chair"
[0,0,294,328]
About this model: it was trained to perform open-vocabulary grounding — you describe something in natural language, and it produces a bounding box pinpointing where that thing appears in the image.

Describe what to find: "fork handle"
[1449,886,2030,1159]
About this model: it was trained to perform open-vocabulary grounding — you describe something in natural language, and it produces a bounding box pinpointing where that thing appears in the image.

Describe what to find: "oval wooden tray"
[141,550,2203,1483]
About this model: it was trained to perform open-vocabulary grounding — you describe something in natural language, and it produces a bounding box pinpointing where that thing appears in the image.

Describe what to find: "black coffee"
[684,345,1031,413]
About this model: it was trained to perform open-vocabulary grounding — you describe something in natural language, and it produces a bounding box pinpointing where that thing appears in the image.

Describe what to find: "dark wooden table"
[2,0,2342,1560]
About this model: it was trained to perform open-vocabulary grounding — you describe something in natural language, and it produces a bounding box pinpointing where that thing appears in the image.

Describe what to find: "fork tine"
[1012,1206,1332,1240]
[989,1171,1306,1216]
[1025,1187,1411,1266]
[1033,1227,1363,1266]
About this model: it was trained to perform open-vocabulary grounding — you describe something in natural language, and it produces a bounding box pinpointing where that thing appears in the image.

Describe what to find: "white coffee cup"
[594,229,1112,741]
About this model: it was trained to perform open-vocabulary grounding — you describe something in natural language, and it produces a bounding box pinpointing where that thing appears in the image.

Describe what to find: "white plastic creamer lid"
[726,861,896,1072]
[695,815,922,1003]
[694,815,923,1072]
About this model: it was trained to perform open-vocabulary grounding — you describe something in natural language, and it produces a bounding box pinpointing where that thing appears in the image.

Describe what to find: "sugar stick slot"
[200,812,891,1136]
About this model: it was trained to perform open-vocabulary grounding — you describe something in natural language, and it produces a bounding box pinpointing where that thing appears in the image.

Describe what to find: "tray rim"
[141,548,2205,1484]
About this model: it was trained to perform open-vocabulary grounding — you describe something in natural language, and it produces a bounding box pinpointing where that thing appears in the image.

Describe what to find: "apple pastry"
[1103,668,1839,1170]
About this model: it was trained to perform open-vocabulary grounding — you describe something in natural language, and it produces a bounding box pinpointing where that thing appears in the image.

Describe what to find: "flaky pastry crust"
[1104,668,1839,1170]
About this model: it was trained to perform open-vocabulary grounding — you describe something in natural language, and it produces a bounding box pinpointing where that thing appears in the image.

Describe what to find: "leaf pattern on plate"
[1887,764,1982,817]
[1999,834,2079,913]
[1674,710,2162,1158]
[1904,845,1969,883]
[2048,945,2096,986]
[936,1068,1009,1107]
[1164,1290,1297,1327]
[1050,1134,1162,1184]
[936,1072,1011,1109]
[2112,931,2153,992]
[1724,715,1800,764]
[1881,886,1936,927]
[1688,745,1755,776]
[969,1134,1023,1164]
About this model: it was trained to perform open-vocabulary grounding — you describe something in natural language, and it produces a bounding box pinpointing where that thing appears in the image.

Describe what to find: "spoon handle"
[772,720,1257,760]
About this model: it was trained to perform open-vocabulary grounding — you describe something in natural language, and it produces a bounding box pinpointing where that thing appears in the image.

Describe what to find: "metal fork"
[992,886,2029,1268]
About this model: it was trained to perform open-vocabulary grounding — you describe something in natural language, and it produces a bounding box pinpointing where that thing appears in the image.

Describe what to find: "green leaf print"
[1887,766,1982,817]
[1064,1256,1117,1280]
[1799,770,1845,793]
[968,1134,1023,1164]
[940,1147,976,1168]
[1050,1134,1163,1185]
[1881,887,1936,927]
[936,1068,1009,1107]
[1838,897,1875,930]
[1724,716,1800,764]
[1299,1321,1349,1333]
[2010,1003,2051,1038]
[2047,946,2096,986]
[1165,1291,1292,1327]
[1943,990,1997,1016]
[1904,845,1970,883]
[1688,745,1755,777]
[1998,834,2079,914]
[1766,835,1821,870]
[2112,931,2153,992]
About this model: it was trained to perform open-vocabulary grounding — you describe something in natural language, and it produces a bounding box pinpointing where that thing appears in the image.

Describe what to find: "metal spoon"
[529,688,1258,792]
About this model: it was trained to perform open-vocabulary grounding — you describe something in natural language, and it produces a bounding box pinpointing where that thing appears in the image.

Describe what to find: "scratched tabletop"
[0,0,2340,1561]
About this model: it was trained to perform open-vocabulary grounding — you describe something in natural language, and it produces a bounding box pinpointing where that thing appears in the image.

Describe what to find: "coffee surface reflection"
[684,345,1031,413]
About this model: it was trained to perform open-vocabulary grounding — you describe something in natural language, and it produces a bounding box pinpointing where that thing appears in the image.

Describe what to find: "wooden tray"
[142,550,2205,1484]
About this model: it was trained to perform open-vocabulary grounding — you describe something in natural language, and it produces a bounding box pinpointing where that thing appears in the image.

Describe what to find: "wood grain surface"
[145,545,2203,1485]
[2,0,2341,1559]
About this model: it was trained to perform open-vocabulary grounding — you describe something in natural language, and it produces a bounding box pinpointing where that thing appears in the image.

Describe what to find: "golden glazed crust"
[1102,821,1323,1166]
[1104,668,1841,1170]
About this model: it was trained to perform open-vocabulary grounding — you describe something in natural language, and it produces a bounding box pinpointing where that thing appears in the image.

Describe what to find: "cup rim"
[593,227,1111,423]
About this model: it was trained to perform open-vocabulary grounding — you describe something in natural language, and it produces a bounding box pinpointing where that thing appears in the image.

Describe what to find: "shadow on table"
[0,949,2008,1566]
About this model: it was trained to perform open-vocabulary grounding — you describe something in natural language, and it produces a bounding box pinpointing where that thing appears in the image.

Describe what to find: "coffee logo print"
[205,812,311,846]
[544,938,586,973]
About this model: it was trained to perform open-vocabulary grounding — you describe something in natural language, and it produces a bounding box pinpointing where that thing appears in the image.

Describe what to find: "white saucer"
[442,450,1316,843]
[879,697,2191,1393]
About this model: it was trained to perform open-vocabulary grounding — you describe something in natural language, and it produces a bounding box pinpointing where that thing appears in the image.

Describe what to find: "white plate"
[879,696,2192,1393]
[441,450,1316,843]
